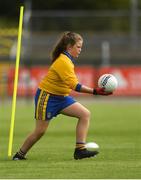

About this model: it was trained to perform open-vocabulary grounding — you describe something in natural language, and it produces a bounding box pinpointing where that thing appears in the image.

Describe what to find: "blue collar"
[63,51,75,64]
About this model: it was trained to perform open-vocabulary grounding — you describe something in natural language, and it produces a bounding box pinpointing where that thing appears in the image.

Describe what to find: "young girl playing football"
[13,32,112,160]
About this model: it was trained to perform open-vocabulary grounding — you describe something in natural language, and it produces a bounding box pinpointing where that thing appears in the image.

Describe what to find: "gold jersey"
[39,53,79,96]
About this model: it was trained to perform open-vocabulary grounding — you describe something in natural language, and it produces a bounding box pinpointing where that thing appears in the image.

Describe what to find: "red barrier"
[98,66,141,96]
[7,66,95,96]
[8,66,49,96]
[7,66,141,96]
[8,67,30,96]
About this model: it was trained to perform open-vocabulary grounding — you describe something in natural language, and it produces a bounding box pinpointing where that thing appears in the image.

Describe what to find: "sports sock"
[17,149,26,157]
[76,142,86,150]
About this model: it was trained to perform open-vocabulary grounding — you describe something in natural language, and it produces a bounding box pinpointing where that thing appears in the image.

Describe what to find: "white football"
[98,74,118,92]
[85,142,99,149]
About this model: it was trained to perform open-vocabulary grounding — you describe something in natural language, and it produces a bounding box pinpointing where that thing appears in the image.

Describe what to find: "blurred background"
[0,0,141,100]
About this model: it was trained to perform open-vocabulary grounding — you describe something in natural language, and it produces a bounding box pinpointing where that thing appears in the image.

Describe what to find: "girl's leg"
[13,120,49,160]
[61,102,90,143]
[20,120,49,153]
[61,102,99,159]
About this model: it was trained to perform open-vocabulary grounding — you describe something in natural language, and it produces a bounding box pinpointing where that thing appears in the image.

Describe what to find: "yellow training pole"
[8,6,24,157]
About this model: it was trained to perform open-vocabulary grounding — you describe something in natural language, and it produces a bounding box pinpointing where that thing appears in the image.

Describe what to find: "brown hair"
[51,31,83,63]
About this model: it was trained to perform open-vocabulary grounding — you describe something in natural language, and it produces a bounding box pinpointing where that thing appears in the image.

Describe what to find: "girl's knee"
[35,120,49,137]
[35,128,46,138]
[84,109,91,118]
[80,109,91,121]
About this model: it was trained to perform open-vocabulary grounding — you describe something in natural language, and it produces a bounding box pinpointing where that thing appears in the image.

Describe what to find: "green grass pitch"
[0,98,141,179]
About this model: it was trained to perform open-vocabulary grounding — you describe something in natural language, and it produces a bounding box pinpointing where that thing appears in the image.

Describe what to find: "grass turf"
[0,99,141,178]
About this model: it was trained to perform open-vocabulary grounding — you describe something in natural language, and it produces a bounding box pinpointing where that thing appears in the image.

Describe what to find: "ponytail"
[51,32,82,63]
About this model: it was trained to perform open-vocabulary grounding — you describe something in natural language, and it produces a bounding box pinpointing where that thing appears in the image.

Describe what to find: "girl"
[13,32,111,160]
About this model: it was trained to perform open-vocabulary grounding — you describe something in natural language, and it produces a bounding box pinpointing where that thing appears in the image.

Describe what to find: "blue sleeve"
[75,83,82,92]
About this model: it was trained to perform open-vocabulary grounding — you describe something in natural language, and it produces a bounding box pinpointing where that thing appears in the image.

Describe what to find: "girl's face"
[67,40,83,58]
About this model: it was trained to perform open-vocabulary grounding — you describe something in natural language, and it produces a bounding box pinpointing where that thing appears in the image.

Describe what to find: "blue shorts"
[35,88,76,121]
